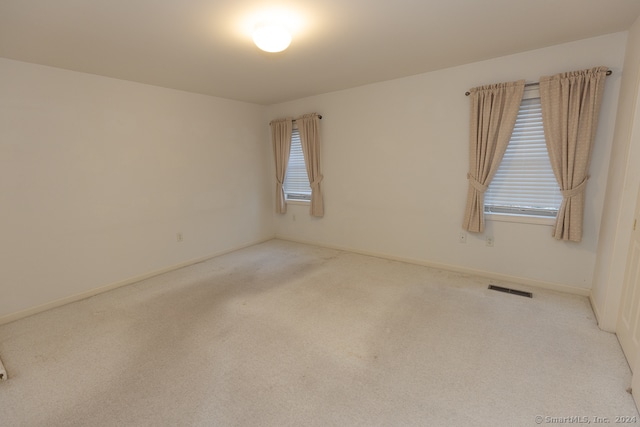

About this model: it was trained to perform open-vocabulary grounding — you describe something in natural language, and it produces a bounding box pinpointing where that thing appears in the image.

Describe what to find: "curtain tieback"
[561,176,589,198]
[310,175,323,188]
[467,173,487,193]
[276,178,283,185]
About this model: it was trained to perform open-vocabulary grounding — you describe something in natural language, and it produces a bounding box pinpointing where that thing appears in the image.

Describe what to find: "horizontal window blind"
[484,96,562,217]
[283,128,312,200]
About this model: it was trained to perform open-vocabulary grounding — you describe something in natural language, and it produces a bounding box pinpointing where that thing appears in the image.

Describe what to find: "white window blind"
[484,93,562,217]
[283,128,312,200]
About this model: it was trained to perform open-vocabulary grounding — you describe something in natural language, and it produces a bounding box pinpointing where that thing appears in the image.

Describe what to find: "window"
[484,90,562,218]
[283,127,311,201]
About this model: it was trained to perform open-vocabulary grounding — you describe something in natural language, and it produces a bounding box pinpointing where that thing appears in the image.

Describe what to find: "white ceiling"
[1,0,640,105]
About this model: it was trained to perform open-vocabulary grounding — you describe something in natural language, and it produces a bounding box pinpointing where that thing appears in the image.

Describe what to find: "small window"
[484,90,562,218]
[283,127,311,201]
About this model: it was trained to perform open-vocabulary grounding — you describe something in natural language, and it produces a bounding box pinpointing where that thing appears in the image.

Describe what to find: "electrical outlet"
[459,231,467,243]
[486,236,494,247]
[292,214,296,222]
[177,232,183,242]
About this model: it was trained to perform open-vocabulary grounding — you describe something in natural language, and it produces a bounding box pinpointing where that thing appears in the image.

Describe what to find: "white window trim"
[483,86,560,226]
[283,125,312,202]
[285,199,310,206]
[485,212,555,226]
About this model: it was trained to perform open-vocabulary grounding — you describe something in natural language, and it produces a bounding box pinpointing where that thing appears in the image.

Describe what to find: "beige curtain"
[297,113,324,217]
[270,118,293,214]
[462,80,525,232]
[539,67,608,242]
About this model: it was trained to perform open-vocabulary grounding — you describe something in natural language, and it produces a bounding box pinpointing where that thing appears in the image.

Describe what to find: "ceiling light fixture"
[252,22,291,53]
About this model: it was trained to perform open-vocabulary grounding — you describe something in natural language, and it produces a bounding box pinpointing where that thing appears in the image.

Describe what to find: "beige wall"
[268,33,627,294]
[592,16,640,331]
[0,58,274,322]
[0,31,633,324]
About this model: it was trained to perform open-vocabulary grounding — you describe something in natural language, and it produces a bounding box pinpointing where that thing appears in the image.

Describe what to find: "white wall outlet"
[459,231,467,243]
[486,236,494,247]
[176,232,183,242]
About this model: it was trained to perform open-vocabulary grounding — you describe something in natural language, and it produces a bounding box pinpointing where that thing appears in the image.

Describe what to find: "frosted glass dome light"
[252,22,291,53]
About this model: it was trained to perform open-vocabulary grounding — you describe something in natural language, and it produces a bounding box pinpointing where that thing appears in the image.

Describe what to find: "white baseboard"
[275,235,591,297]
[589,292,617,333]
[589,292,602,324]
[0,356,7,381]
[2,234,591,327]
[0,236,275,326]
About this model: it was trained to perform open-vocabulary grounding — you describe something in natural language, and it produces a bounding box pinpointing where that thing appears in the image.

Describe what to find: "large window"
[484,90,562,218]
[283,127,312,201]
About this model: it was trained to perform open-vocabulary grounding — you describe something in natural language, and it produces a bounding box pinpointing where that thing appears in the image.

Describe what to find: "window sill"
[286,199,310,206]
[485,212,556,226]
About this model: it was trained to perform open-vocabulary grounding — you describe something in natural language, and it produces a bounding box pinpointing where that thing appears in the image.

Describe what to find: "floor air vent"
[488,285,532,298]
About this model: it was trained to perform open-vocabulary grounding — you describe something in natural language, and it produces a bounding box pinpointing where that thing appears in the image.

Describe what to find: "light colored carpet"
[0,239,637,426]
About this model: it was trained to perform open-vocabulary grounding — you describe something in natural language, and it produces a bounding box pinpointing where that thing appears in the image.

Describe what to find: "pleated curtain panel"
[297,113,324,217]
[462,80,525,233]
[539,66,608,242]
[271,118,293,214]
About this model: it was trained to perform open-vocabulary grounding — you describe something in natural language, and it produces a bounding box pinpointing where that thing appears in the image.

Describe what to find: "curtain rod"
[464,70,612,96]
[269,115,322,125]
[293,115,322,122]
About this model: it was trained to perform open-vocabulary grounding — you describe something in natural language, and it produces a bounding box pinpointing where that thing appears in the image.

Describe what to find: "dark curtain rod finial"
[464,69,612,96]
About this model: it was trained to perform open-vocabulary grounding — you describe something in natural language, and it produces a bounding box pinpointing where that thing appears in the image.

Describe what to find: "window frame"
[484,88,559,226]
[283,126,312,203]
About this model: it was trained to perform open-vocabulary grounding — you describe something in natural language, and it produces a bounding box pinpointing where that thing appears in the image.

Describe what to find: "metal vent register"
[489,284,533,298]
